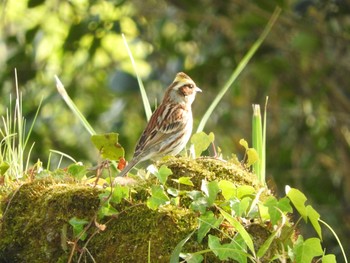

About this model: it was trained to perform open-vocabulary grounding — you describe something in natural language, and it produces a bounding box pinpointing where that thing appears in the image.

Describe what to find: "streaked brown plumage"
[118,72,201,177]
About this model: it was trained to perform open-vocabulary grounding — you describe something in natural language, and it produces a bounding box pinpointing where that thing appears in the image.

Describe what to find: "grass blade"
[122,33,152,121]
[196,7,281,133]
[252,104,263,183]
[55,75,96,136]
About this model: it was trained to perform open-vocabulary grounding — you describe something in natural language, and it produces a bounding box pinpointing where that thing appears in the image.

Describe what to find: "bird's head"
[166,72,202,105]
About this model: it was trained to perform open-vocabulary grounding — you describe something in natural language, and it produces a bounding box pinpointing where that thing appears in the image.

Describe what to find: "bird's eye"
[188,84,193,89]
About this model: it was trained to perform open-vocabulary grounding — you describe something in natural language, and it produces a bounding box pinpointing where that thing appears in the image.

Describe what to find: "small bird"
[118,72,201,177]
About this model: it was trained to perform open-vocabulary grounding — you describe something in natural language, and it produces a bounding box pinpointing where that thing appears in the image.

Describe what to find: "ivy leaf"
[286,186,308,221]
[69,217,89,241]
[322,254,336,263]
[239,139,259,166]
[264,196,292,225]
[91,133,124,161]
[201,180,220,206]
[172,176,194,186]
[188,190,208,214]
[111,184,130,204]
[236,185,256,199]
[293,236,323,263]
[230,197,251,217]
[208,234,248,262]
[0,162,9,175]
[197,211,223,243]
[191,132,215,157]
[147,185,170,210]
[67,163,86,180]
[218,180,237,200]
[306,205,322,240]
[153,165,172,185]
[286,187,322,239]
[98,202,119,218]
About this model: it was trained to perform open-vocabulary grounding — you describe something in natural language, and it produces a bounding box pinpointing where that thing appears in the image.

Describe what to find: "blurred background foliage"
[1,0,349,259]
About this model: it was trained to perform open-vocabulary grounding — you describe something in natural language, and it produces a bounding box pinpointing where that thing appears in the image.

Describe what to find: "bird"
[117,72,201,177]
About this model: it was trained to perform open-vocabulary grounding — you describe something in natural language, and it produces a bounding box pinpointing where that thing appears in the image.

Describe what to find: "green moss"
[0,179,101,262]
[0,157,295,262]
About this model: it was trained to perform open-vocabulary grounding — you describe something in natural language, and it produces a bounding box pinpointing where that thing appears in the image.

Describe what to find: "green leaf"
[197,211,223,243]
[257,230,279,258]
[170,230,196,263]
[208,235,248,262]
[201,180,220,206]
[174,176,194,186]
[306,205,322,240]
[286,187,308,221]
[218,180,237,200]
[239,138,259,167]
[239,139,249,150]
[322,254,336,263]
[147,185,170,210]
[293,237,323,263]
[236,185,256,199]
[111,184,130,204]
[91,133,124,161]
[191,132,215,157]
[167,187,179,197]
[188,190,208,214]
[68,217,89,241]
[180,253,203,263]
[67,163,86,180]
[0,162,10,175]
[263,196,292,225]
[98,203,119,218]
[153,165,173,185]
[219,209,255,257]
[230,197,251,217]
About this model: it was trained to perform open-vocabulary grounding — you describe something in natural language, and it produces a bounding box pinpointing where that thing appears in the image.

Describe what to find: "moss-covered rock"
[0,157,293,262]
[0,179,101,262]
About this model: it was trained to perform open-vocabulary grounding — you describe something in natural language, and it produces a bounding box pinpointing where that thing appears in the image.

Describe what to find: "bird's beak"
[195,87,202,93]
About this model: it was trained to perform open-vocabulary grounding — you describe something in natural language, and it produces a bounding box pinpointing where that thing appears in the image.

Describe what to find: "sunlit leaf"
[306,205,322,240]
[154,165,173,185]
[322,254,336,263]
[174,176,194,186]
[111,184,130,204]
[236,185,256,199]
[91,133,124,161]
[147,185,170,210]
[201,180,220,206]
[218,180,237,200]
[0,162,10,175]
[191,132,215,157]
[230,197,251,217]
[293,236,323,263]
[286,187,307,221]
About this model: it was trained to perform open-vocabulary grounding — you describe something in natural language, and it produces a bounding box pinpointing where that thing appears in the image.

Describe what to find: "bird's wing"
[133,103,186,158]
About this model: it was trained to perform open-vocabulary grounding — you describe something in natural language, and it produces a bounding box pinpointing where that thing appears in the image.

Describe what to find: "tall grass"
[0,69,41,182]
